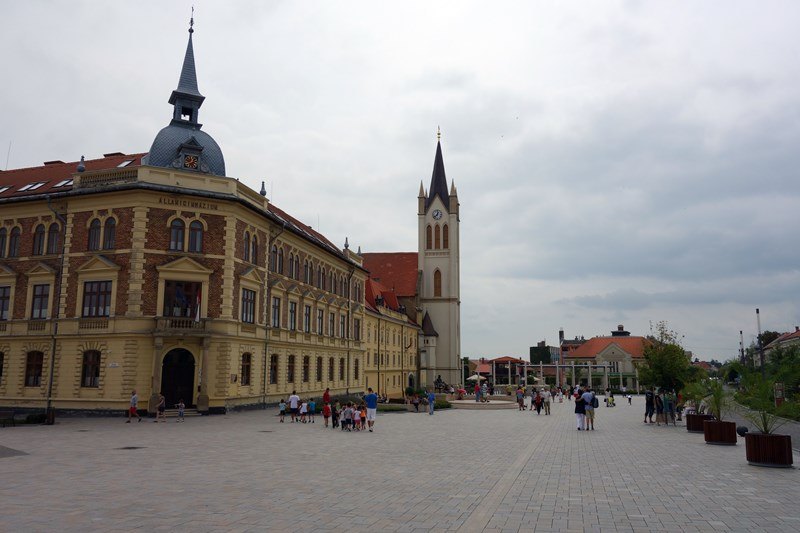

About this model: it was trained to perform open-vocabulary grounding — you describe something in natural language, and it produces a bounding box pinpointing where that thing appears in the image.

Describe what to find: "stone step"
[162,408,201,417]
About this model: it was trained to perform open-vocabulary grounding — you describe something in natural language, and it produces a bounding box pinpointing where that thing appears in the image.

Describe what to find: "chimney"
[559,328,564,344]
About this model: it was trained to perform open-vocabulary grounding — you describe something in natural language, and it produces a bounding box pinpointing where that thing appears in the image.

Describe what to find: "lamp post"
[756,308,765,378]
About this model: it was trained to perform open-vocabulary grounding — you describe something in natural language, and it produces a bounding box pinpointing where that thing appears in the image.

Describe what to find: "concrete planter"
[745,433,793,468]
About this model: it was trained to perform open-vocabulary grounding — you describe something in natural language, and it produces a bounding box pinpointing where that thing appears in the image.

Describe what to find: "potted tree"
[739,374,793,468]
[683,381,713,433]
[703,379,737,445]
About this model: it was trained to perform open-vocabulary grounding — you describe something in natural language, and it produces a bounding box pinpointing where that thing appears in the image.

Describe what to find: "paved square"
[0,397,797,532]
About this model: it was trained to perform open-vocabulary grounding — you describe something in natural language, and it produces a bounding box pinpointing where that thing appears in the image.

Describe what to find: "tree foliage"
[638,321,697,391]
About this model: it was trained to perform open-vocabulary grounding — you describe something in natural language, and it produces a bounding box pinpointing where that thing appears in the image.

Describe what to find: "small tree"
[638,321,694,391]
[706,379,729,421]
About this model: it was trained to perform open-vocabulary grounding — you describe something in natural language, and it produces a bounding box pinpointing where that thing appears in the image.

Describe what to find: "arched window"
[434,269,442,297]
[321,268,326,290]
[316,356,323,382]
[339,358,345,381]
[271,245,278,271]
[294,256,300,280]
[269,354,278,384]
[241,353,252,385]
[332,275,337,295]
[302,355,310,382]
[169,219,185,251]
[434,224,441,249]
[88,219,101,251]
[288,253,294,278]
[328,357,334,381]
[189,221,203,253]
[8,227,20,257]
[81,350,100,388]
[426,225,432,249]
[287,354,295,383]
[103,218,116,250]
[47,223,60,254]
[443,224,449,249]
[317,266,322,288]
[251,236,257,264]
[354,358,360,381]
[0,228,6,258]
[277,248,284,274]
[243,232,251,262]
[25,351,44,387]
[33,224,45,255]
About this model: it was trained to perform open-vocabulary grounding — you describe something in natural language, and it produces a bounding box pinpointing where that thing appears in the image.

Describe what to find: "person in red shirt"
[322,403,332,428]
[474,382,481,402]
[322,387,331,405]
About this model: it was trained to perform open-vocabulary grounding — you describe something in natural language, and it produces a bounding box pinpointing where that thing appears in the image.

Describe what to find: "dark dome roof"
[145,122,225,176]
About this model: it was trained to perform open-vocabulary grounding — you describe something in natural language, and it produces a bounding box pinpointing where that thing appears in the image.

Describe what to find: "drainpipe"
[45,196,67,424]
[345,265,354,395]
[262,221,285,408]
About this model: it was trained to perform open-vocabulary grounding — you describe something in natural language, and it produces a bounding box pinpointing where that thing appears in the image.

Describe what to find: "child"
[176,399,185,422]
[279,399,286,423]
[308,399,316,423]
[340,403,349,431]
[360,404,367,430]
[353,404,362,431]
[299,400,308,423]
[322,402,331,428]
[331,402,339,429]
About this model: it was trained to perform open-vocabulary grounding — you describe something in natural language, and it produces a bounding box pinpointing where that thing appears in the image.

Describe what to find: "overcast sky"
[3,1,799,361]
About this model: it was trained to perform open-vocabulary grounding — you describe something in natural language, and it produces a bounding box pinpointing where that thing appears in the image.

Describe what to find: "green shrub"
[377,404,407,412]
[25,413,47,424]
[434,399,452,409]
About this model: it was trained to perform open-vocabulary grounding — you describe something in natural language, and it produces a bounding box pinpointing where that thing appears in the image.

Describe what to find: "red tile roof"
[765,328,800,349]
[0,153,146,199]
[364,278,400,312]
[566,336,649,358]
[361,252,418,297]
[267,203,339,251]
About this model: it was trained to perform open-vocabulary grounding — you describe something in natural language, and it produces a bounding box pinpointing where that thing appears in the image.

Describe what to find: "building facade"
[0,24,376,415]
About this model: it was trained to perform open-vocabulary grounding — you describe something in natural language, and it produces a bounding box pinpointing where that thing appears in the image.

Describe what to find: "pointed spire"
[259,181,267,197]
[418,181,425,197]
[450,180,456,196]
[344,237,350,250]
[357,245,361,255]
[426,130,449,210]
[77,155,86,173]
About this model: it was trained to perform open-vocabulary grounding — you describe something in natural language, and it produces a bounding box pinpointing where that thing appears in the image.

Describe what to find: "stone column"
[507,363,511,386]
[196,337,210,413]
[587,362,592,389]
[604,364,609,391]
[571,361,576,388]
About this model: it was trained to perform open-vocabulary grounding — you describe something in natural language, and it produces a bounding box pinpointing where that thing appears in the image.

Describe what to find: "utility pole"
[756,308,765,378]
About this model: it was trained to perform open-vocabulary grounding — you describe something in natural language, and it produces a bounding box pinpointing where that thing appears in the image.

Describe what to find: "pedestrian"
[412,394,420,412]
[533,390,543,415]
[482,382,490,402]
[474,382,481,402]
[323,402,332,427]
[655,390,665,426]
[516,386,525,411]
[331,402,339,429]
[360,404,367,430]
[176,398,185,422]
[322,387,331,406]
[279,399,286,423]
[308,398,316,423]
[353,404,362,431]
[644,387,655,423]
[288,390,300,422]
[582,387,597,430]
[156,392,167,423]
[299,399,308,423]
[543,388,551,415]
[627,394,632,406]
[364,387,378,432]
[427,389,436,415]
[665,390,677,426]
[575,388,586,430]
[127,389,142,423]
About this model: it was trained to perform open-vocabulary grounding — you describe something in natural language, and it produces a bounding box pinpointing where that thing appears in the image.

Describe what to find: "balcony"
[79,318,109,331]
[154,317,209,336]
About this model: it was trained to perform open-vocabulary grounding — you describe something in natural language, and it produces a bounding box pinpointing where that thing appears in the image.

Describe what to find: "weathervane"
[189,6,194,33]
[437,125,441,141]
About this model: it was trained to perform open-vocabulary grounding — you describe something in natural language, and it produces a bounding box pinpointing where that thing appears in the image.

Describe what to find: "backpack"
[591,395,599,409]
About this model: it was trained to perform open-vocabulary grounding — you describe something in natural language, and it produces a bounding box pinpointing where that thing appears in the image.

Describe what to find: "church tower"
[418,130,461,388]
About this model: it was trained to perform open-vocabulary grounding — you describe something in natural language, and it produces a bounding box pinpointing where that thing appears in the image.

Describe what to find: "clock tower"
[417,131,461,389]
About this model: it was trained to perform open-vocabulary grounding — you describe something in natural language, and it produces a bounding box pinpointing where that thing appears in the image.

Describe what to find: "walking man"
[543,388,551,415]
[364,387,378,432]
[288,390,300,422]
[127,390,142,423]
[643,386,655,423]
[427,389,436,415]
[581,387,597,430]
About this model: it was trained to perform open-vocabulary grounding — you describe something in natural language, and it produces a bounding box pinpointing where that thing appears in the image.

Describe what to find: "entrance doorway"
[408,373,415,390]
[161,348,195,408]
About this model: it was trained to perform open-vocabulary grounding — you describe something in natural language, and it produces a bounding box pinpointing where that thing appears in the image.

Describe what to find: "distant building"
[563,325,650,390]
[764,327,800,361]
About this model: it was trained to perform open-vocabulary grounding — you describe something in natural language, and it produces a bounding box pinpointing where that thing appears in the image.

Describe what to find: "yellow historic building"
[0,23,377,415]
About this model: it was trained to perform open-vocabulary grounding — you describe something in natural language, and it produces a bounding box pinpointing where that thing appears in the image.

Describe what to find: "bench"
[0,409,15,428]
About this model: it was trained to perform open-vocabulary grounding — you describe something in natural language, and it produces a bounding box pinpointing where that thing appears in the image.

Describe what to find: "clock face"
[183,155,198,169]
[432,209,443,220]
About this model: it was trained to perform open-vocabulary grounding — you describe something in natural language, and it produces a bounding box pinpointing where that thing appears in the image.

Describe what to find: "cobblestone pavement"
[0,397,797,532]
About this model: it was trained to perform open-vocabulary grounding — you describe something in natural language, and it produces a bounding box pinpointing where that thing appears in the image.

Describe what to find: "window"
[302,356,310,382]
[88,219,101,251]
[434,224,441,249]
[169,219,185,251]
[294,256,301,280]
[0,228,5,258]
[340,315,346,338]
[288,253,295,278]
[25,351,44,387]
[354,318,361,341]
[244,232,251,262]
[241,288,256,324]
[317,309,323,334]
[354,359,360,381]
[443,224,449,249]
[339,358,345,381]
[117,160,134,168]
[81,350,101,387]
[287,355,295,383]
[316,356,322,382]
[329,312,335,337]
[47,223,60,254]
[289,302,297,331]
[0,286,9,320]
[31,284,50,319]
[303,305,311,333]
[270,245,278,271]
[304,260,309,284]
[271,297,281,328]
[277,248,284,274]
[241,353,252,386]
[18,182,45,192]
[328,357,334,381]
[162,281,201,317]
[332,275,337,295]
[33,224,45,255]
[434,270,442,297]
[321,268,326,290]
[0,352,3,380]
[317,266,323,288]
[82,280,112,317]
[188,221,203,252]
[251,236,258,264]
[426,225,432,249]
[269,354,278,384]
[103,219,116,250]
[8,227,20,257]
[53,178,74,187]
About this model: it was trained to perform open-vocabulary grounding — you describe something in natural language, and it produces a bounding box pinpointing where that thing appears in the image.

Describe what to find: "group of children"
[278,398,369,431]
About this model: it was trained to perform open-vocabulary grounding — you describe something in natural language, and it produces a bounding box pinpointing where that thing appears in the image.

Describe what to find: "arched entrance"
[161,348,195,408]
[408,373,415,390]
